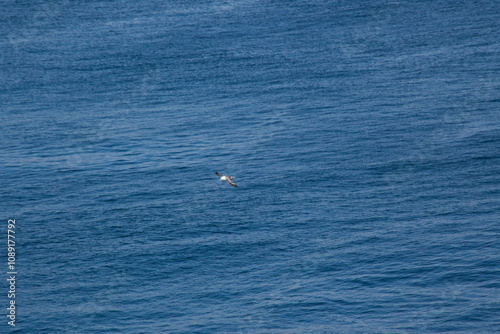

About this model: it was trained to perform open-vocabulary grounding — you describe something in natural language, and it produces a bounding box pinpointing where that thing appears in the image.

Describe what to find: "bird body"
[216,172,237,187]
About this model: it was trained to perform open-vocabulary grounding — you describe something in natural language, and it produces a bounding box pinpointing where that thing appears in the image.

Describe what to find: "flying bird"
[216,172,237,187]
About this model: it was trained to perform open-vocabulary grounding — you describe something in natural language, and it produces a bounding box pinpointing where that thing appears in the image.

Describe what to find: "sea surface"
[1,0,499,333]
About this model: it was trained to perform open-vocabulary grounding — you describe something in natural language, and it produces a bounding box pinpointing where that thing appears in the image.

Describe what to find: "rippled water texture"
[1,0,499,333]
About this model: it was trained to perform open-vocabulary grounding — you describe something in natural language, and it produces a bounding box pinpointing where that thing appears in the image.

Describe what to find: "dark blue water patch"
[2,0,500,333]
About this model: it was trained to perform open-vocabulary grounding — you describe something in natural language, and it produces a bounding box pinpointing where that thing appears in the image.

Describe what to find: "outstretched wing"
[227,178,238,187]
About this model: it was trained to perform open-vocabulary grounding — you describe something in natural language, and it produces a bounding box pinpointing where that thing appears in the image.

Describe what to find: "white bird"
[216,172,237,187]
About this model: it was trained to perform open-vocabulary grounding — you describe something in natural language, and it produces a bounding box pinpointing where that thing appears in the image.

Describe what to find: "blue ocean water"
[1,0,499,332]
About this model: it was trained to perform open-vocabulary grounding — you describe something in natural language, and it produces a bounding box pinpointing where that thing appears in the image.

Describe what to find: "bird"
[216,172,237,187]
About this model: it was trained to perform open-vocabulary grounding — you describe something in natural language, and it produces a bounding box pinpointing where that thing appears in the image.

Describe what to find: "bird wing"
[228,179,238,187]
